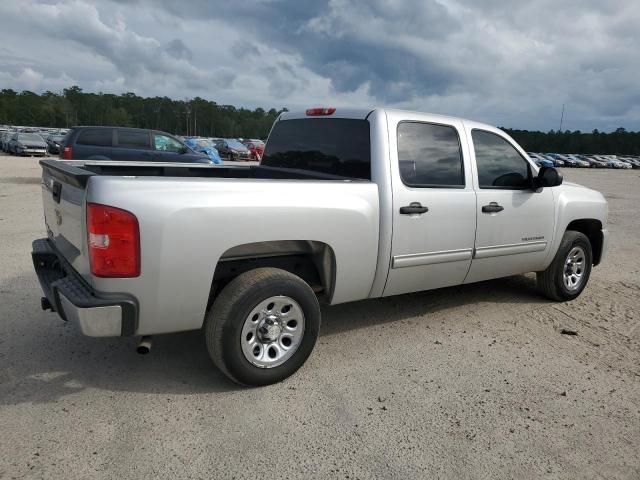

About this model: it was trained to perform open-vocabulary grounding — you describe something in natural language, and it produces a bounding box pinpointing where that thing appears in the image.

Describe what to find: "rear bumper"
[18,148,47,155]
[31,238,138,337]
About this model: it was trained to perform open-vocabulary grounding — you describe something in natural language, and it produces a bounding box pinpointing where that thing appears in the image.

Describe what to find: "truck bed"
[39,158,381,335]
[41,159,367,187]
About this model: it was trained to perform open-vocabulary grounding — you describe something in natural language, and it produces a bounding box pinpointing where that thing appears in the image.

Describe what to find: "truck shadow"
[0,272,547,404]
[321,273,546,336]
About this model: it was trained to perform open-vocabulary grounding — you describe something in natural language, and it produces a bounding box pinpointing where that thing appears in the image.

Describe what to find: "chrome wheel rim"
[240,296,305,368]
[563,246,586,291]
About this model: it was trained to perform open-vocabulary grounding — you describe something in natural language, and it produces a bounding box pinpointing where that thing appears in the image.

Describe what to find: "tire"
[537,231,592,301]
[205,268,321,386]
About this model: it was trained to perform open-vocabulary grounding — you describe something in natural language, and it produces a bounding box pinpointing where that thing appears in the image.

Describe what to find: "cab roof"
[279,107,498,131]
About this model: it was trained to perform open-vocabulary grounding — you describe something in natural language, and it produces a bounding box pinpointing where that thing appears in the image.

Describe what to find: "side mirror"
[180,146,189,154]
[533,166,563,190]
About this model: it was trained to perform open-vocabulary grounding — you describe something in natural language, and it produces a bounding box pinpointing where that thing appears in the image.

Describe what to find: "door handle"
[482,202,504,213]
[400,202,429,215]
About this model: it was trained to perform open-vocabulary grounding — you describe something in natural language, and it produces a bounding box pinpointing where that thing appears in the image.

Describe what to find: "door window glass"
[397,122,464,187]
[118,130,149,148]
[154,134,183,153]
[76,129,112,147]
[472,130,531,189]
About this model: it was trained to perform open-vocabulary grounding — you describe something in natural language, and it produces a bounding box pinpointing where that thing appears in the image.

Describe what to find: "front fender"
[542,183,608,268]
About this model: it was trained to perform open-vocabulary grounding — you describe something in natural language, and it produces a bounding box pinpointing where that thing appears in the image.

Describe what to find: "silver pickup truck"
[32,107,609,386]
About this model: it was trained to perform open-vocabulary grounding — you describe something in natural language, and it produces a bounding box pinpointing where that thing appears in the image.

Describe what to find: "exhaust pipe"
[136,336,152,355]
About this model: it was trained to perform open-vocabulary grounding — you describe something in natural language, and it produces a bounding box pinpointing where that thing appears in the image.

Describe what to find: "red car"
[243,139,265,161]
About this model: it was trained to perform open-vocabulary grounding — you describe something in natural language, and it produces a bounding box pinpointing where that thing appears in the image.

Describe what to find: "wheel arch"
[207,240,337,309]
[566,218,604,265]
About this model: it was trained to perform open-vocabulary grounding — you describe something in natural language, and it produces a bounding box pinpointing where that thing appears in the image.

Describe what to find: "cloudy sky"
[1,0,639,131]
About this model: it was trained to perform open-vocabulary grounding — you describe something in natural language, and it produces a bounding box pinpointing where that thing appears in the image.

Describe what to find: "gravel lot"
[0,153,638,479]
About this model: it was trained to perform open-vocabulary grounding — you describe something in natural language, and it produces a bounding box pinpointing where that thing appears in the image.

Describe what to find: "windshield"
[262,118,371,180]
[226,139,247,150]
[50,135,65,142]
[19,133,44,142]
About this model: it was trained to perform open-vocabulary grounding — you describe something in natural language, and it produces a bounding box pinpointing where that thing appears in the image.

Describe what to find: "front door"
[464,128,555,284]
[152,133,186,162]
[383,114,477,297]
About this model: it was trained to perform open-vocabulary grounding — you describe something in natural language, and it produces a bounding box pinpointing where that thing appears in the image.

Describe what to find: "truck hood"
[560,181,605,198]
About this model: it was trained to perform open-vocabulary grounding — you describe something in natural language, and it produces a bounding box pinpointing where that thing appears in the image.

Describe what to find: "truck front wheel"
[205,268,321,386]
[537,231,593,301]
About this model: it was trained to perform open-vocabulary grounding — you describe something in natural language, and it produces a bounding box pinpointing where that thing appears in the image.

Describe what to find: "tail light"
[306,107,336,116]
[87,203,140,278]
[61,145,73,160]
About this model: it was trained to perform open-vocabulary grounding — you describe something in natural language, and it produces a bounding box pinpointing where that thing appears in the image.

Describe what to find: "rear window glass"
[397,122,464,187]
[76,129,112,147]
[117,130,149,148]
[61,131,72,145]
[262,118,371,180]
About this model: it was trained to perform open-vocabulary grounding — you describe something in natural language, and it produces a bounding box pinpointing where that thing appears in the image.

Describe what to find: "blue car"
[183,137,223,165]
[528,153,555,168]
[535,158,555,168]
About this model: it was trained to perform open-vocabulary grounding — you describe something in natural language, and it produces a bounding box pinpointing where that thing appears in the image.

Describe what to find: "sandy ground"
[0,153,638,479]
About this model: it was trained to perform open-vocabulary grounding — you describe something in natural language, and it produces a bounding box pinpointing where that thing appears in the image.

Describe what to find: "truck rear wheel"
[537,231,592,301]
[205,268,321,386]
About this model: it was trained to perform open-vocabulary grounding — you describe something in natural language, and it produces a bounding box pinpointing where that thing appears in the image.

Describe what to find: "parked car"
[32,107,608,386]
[183,137,223,164]
[528,153,554,168]
[613,159,632,169]
[45,134,66,155]
[0,129,8,150]
[616,156,640,169]
[0,130,14,152]
[8,132,47,156]
[535,153,564,167]
[59,127,212,163]
[592,155,611,167]
[243,139,265,160]
[551,154,578,167]
[546,154,565,167]
[215,139,252,161]
[579,155,607,168]
[566,155,590,168]
[598,155,631,169]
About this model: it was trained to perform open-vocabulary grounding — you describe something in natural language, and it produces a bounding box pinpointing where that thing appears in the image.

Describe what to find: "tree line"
[504,128,640,155]
[0,86,284,139]
[1,86,639,153]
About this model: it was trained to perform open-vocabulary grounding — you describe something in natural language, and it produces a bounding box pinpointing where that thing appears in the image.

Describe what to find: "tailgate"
[40,160,95,280]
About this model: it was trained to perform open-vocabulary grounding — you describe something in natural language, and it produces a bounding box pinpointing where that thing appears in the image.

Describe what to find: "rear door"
[464,128,555,283]
[383,112,477,297]
[73,128,113,160]
[113,129,153,161]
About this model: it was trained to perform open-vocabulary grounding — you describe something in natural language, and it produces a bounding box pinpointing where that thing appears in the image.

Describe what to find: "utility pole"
[559,104,565,132]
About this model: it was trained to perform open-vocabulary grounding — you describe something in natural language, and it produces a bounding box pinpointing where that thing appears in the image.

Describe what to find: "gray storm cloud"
[0,0,639,131]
